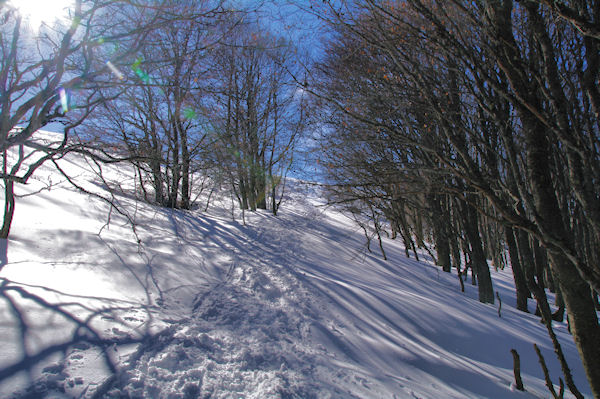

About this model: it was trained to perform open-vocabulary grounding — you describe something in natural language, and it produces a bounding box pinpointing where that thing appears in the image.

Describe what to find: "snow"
[0,133,593,398]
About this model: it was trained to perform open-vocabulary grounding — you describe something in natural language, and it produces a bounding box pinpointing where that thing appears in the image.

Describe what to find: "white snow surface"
[0,133,593,398]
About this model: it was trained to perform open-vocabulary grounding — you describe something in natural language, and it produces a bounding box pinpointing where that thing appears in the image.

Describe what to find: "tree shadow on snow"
[0,239,8,271]
[0,277,161,398]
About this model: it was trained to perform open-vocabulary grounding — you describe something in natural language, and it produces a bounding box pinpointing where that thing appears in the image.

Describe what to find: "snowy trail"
[101,199,369,398]
[95,189,583,398]
[0,146,593,398]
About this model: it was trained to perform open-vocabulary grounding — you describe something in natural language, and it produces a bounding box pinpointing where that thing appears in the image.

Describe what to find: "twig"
[534,343,563,399]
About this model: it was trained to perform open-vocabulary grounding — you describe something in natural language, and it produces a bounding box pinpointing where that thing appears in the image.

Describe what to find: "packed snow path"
[0,152,592,398]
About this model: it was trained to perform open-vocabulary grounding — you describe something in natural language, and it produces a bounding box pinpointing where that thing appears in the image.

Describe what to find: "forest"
[1,0,599,397]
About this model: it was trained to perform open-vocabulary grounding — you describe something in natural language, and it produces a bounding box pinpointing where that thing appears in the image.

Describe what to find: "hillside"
[0,138,592,398]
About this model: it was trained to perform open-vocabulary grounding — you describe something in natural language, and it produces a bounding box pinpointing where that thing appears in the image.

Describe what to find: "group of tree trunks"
[82,6,305,214]
[1,0,305,237]
[308,0,600,396]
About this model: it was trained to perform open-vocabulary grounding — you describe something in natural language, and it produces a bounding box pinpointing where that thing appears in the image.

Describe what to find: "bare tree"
[207,19,306,214]
[0,0,210,237]
[304,0,600,395]
[82,1,229,209]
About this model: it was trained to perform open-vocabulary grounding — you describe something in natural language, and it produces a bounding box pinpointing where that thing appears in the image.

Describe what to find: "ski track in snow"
[0,138,593,398]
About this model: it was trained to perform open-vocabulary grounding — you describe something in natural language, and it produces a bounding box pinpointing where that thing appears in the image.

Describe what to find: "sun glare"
[10,0,74,30]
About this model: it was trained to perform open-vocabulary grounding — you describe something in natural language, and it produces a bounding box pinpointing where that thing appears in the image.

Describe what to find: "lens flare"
[59,87,69,113]
[106,61,125,80]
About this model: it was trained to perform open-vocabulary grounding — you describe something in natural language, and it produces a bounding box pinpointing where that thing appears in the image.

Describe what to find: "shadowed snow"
[0,134,592,398]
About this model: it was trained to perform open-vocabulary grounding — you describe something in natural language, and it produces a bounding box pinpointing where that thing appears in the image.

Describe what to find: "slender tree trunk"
[428,193,451,272]
[169,123,180,208]
[532,239,547,292]
[1,149,15,239]
[552,284,566,322]
[0,179,15,239]
[271,184,278,215]
[180,124,190,210]
[415,207,425,248]
[396,200,419,261]
[450,209,462,272]
[506,227,530,312]
[523,114,600,397]
[148,126,165,205]
[516,228,583,397]
[515,113,599,396]
[461,197,494,303]
[248,167,257,211]
[256,163,267,210]
[486,0,600,390]
[134,163,149,202]
[238,173,248,210]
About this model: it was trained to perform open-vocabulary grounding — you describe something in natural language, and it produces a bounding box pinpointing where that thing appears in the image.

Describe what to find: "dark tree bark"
[428,193,451,272]
[179,120,191,210]
[487,1,600,392]
[505,227,530,312]
[461,197,494,304]
[552,285,566,323]
[150,130,165,205]
[168,120,180,209]
[510,349,525,391]
[309,0,600,392]
[0,179,15,240]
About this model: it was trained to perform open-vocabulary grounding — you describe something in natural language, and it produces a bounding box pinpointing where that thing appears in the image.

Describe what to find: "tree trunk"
[238,173,248,210]
[450,209,462,272]
[169,122,180,208]
[506,226,530,312]
[523,112,600,397]
[256,164,267,210]
[461,197,494,303]
[428,193,451,272]
[486,0,600,390]
[517,229,583,398]
[0,179,15,239]
[552,285,566,322]
[271,184,278,215]
[149,128,165,206]
[396,200,419,261]
[510,349,525,391]
[414,207,425,248]
[515,113,598,396]
[180,123,190,210]
[532,239,547,292]
[151,152,164,205]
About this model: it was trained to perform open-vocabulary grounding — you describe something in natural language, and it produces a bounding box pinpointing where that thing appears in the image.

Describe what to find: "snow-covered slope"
[0,138,592,398]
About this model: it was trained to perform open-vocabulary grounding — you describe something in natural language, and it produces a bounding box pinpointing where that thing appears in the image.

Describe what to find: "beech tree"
[83,1,227,209]
[0,0,215,237]
[207,20,306,214]
[307,0,600,395]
